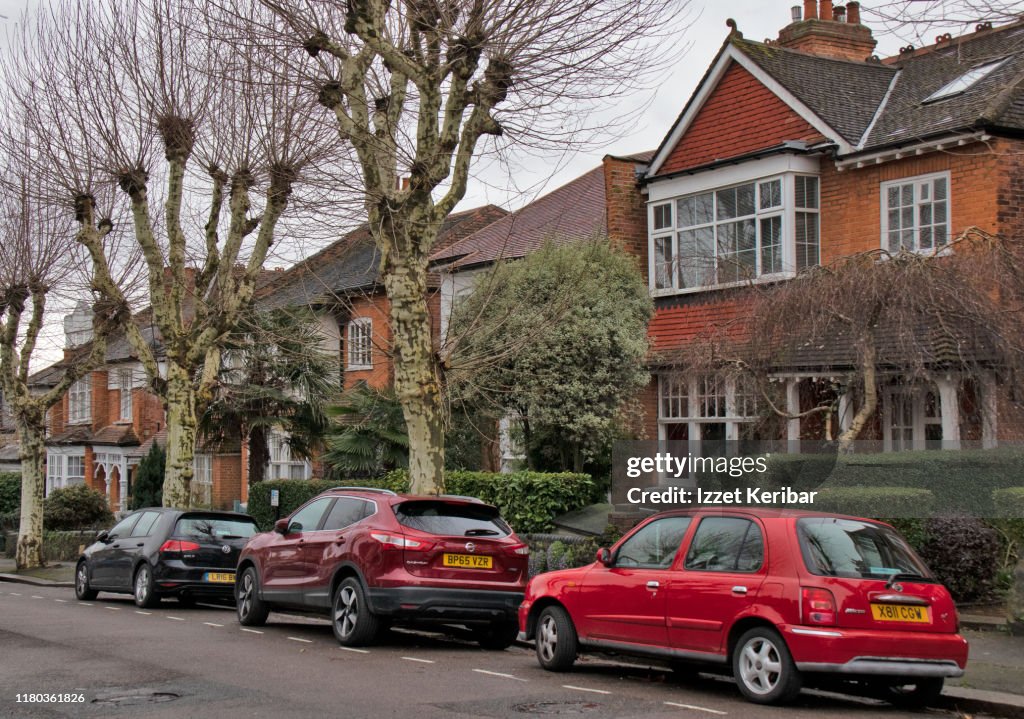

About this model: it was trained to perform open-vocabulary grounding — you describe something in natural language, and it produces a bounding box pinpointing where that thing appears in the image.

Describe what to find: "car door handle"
[136,542,144,547]
[335,536,346,545]
[646,581,660,590]
[732,585,748,595]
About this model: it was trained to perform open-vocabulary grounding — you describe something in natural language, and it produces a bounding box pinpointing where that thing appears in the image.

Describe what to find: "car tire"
[880,678,944,708]
[74,560,98,601]
[732,627,802,704]
[332,577,380,647]
[477,621,519,650]
[236,567,269,626]
[535,605,578,671]
[133,563,160,608]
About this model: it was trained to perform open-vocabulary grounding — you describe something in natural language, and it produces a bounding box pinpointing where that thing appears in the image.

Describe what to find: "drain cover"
[92,689,180,706]
[514,701,600,715]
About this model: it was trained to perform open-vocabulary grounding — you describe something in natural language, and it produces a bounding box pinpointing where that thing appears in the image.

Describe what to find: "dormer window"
[650,172,819,294]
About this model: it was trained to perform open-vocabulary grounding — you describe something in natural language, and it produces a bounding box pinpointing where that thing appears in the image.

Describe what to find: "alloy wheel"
[738,636,783,695]
[238,572,253,619]
[537,613,559,663]
[334,585,359,638]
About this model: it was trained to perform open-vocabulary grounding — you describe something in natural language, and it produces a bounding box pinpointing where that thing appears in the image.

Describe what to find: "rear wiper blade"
[885,572,934,587]
[464,529,500,536]
[218,534,244,540]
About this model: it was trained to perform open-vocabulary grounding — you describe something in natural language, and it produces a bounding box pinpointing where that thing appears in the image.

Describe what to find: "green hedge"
[247,470,594,533]
[809,487,935,517]
[43,485,114,531]
[0,473,20,515]
[994,488,1024,517]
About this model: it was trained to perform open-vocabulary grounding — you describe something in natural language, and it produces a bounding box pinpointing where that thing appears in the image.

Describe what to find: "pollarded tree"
[260,0,690,493]
[447,239,652,472]
[6,0,343,507]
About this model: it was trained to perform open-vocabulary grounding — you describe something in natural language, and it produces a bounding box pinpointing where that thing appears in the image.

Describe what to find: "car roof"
[642,507,876,522]
[318,488,495,509]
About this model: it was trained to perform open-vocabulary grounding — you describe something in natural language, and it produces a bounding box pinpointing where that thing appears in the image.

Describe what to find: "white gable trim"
[648,43,854,177]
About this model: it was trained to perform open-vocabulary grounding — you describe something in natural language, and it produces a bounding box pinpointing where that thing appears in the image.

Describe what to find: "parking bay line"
[54,599,68,603]
[401,657,435,664]
[32,595,45,599]
[204,622,224,627]
[473,669,527,682]
[288,637,314,644]
[105,606,121,611]
[240,628,264,635]
[135,610,152,615]
[664,702,726,715]
[337,646,368,654]
[9,592,21,596]
[562,685,611,695]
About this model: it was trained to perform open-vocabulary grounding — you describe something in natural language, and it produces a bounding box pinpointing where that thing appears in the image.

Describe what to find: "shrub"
[810,487,935,517]
[247,479,339,530]
[919,515,1002,604]
[0,473,21,515]
[130,443,164,510]
[43,485,114,531]
[994,487,1024,518]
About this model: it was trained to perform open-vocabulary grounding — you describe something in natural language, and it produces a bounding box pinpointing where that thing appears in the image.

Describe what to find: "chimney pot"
[803,0,817,20]
[791,5,802,22]
[819,0,833,21]
[846,1,860,25]
[833,5,846,22]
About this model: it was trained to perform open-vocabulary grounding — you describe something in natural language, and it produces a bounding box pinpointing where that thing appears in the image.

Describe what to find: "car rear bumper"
[153,564,237,599]
[367,586,524,622]
[782,624,968,677]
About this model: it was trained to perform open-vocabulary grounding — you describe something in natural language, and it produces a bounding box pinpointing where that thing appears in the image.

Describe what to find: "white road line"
[79,602,93,606]
[105,606,121,611]
[473,669,527,682]
[31,595,44,599]
[401,657,435,664]
[664,702,727,715]
[166,615,186,621]
[563,685,611,695]
[288,636,313,644]
[337,646,368,654]
[240,628,264,634]
[9,592,22,596]
[54,599,68,603]
[203,622,224,627]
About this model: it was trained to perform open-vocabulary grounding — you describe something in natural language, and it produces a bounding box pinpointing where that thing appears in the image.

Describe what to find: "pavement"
[2,559,1023,717]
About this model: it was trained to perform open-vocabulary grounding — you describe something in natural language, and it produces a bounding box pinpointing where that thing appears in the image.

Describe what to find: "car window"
[322,498,372,531]
[684,517,764,572]
[614,516,692,569]
[129,511,162,537]
[395,501,510,537]
[108,514,140,540]
[797,517,932,580]
[174,515,258,540]
[287,498,332,534]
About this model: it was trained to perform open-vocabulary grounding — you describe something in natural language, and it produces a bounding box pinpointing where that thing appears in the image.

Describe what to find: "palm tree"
[323,384,409,477]
[200,306,340,486]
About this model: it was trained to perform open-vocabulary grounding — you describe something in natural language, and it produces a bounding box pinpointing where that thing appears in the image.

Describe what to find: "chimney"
[777,0,876,61]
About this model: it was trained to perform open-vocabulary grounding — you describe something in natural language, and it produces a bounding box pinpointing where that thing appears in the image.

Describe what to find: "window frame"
[267,429,311,481]
[880,171,951,255]
[68,376,92,425]
[683,516,765,574]
[118,368,133,422]
[346,317,373,370]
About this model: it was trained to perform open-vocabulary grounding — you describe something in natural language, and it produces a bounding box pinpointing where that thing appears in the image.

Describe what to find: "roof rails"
[437,494,484,504]
[328,486,398,496]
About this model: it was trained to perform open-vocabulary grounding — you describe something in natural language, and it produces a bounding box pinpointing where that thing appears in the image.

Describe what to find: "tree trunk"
[384,260,445,495]
[248,424,269,486]
[163,362,197,508]
[15,420,46,570]
[837,340,878,453]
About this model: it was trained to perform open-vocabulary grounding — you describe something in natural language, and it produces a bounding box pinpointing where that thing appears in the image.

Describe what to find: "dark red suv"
[236,487,529,648]
[519,508,968,707]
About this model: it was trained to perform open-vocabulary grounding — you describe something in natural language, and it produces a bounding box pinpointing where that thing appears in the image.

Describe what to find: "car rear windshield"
[796,517,933,581]
[174,515,258,541]
[394,501,511,537]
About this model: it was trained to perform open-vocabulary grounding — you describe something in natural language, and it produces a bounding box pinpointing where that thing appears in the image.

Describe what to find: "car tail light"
[159,540,201,553]
[802,587,837,626]
[370,532,433,551]
[505,543,530,556]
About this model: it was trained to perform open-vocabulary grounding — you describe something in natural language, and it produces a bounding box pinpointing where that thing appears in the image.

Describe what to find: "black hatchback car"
[74,508,258,607]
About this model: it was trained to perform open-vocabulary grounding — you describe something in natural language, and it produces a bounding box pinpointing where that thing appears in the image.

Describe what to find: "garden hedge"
[808,487,935,517]
[247,470,594,533]
[993,487,1024,517]
[0,473,21,516]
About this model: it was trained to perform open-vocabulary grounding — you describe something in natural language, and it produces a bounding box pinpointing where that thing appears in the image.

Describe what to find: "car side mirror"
[96,530,110,543]
[596,547,613,566]
[274,518,290,535]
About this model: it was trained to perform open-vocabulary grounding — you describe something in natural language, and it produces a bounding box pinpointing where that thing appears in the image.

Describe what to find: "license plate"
[442,553,492,569]
[203,572,236,584]
[871,603,930,623]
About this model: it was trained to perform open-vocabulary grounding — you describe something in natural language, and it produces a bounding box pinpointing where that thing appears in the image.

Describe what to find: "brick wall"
[343,293,393,391]
[212,454,243,510]
[603,156,649,282]
[658,63,822,175]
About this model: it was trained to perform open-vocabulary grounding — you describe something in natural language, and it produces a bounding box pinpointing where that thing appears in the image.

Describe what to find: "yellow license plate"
[442,553,492,569]
[204,572,236,584]
[871,603,930,623]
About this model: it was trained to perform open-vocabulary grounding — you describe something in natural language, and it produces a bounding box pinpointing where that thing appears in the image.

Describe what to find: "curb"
[960,614,1010,632]
[940,687,1024,719]
[0,573,74,588]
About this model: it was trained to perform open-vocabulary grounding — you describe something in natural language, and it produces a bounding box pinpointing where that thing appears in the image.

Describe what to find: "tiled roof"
[90,424,140,447]
[258,204,507,310]
[430,162,627,269]
[46,426,94,446]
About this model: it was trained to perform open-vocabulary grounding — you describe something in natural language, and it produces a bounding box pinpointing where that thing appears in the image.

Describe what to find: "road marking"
[563,685,611,695]
[166,616,186,621]
[664,702,727,715]
[240,628,264,634]
[55,599,68,603]
[401,657,435,664]
[135,610,152,615]
[474,669,527,682]
[79,602,93,606]
[337,646,368,654]
[105,606,121,611]
[9,592,22,596]
[32,595,44,599]
[288,636,313,644]
[203,622,224,627]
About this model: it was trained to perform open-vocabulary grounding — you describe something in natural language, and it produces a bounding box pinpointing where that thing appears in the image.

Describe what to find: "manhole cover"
[92,689,180,706]
[514,701,600,715]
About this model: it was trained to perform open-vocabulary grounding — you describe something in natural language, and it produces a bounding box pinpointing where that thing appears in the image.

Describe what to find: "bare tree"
[864,1,1024,43]
[260,0,690,493]
[5,0,343,507]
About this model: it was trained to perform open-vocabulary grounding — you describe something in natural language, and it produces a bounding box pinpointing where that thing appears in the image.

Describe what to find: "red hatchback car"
[519,508,967,706]
[236,487,529,648]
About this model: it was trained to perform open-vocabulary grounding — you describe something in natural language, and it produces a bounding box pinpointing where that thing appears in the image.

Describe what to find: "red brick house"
[637,1,1024,450]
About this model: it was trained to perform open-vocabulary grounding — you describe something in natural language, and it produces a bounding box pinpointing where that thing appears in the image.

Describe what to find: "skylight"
[924,58,1010,103]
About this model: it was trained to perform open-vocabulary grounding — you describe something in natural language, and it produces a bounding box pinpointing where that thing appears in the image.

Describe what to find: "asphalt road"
[0,583,1004,719]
